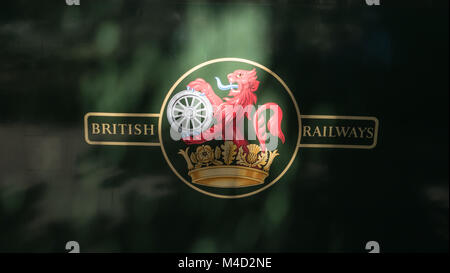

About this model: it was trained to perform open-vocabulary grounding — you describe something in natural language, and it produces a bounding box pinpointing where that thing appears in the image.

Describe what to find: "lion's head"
[223,68,260,106]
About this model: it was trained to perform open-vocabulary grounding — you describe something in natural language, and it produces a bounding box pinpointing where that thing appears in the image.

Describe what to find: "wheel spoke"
[176,99,186,106]
[174,100,186,110]
[190,97,197,107]
[177,117,186,127]
[182,118,189,129]
[193,118,200,127]
[193,117,202,126]
[174,107,184,113]
[194,100,203,109]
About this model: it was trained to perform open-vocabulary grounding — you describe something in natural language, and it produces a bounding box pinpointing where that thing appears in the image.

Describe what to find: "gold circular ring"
[158,58,301,198]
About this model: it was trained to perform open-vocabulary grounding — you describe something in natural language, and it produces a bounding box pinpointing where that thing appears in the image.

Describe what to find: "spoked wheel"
[166,90,213,138]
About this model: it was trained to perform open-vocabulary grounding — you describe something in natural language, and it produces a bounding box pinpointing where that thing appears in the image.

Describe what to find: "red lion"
[183,68,285,151]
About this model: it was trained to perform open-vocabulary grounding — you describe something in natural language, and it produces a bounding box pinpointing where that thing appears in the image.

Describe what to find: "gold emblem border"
[158,58,302,199]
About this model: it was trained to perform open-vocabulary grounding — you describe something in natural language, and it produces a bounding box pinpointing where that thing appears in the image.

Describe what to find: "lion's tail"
[252,103,285,151]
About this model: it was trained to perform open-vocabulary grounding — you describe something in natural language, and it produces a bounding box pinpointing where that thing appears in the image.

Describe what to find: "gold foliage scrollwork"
[236,145,268,168]
[221,141,237,165]
[178,142,280,173]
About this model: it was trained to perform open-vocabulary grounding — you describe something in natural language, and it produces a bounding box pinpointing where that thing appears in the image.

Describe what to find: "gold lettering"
[118,124,126,135]
[92,123,100,134]
[135,124,142,135]
[102,123,112,134]
[358,127,367,138]
[348,127,358,138]
[312,126,322,137]
[366,127,374,139]
[329,126,336,137]
[91,122,158,136]
[303,126,312,137]
[144,124,154,135]
[335,126,350,137]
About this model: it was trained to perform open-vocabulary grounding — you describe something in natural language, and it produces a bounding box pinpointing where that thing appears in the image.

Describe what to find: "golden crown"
[178,141,279,188]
